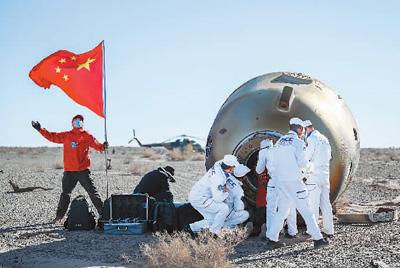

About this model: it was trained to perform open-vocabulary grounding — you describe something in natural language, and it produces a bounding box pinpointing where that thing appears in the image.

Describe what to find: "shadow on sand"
[0,222,152,267]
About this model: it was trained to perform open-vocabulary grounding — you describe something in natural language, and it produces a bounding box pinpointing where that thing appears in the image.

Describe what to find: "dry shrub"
[167,144,198,161]
[31,147,46,155]
[0,147,49,155]
[142,149,163,160]
[140,228,246,268]
[129,162,144,176]
[166,149,185,161]
[191,154,205,161]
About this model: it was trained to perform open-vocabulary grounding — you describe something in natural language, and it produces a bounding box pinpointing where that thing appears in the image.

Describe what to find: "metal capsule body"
[205,72,360,205]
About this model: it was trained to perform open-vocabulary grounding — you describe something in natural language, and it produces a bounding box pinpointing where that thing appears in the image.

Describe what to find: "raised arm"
[32,121,67,144]
[39,129,68,144]
[255,149,267,174]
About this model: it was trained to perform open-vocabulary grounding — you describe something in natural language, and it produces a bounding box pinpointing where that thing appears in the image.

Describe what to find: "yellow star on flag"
[63,74,69,81]
[55,66,61,73]
[77,57,96,71]
[70,56,77,61]
[59,58,66,64]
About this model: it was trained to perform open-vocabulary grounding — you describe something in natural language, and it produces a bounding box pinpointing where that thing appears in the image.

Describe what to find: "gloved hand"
[103,141,109,149]
[31,121,41,131]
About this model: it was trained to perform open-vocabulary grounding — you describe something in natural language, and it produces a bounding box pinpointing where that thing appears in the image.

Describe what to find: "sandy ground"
[0,147,399,267]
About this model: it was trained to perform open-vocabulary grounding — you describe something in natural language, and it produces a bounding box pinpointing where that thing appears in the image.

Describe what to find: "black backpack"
[64,195,96,230]
[151,201,178,234]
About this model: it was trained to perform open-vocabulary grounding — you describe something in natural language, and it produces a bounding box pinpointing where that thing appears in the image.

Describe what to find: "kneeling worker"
[188,155,239,237]
[223,164,250,228]
[134,166,176,202]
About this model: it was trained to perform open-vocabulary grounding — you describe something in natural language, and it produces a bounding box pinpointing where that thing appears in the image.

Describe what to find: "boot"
[314,238,329,249]
[265,238,286,249]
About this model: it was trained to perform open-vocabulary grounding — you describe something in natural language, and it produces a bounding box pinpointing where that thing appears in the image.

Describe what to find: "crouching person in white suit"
[223,164,250,228]
[188,155,239,236]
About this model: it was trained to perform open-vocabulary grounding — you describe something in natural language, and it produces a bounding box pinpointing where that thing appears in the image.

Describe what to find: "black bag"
[64,195,96,230]
[151,201,178,233]
[176,203,204,230]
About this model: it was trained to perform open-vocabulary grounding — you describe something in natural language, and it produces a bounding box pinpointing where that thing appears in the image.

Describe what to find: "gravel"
[0,147,399,267]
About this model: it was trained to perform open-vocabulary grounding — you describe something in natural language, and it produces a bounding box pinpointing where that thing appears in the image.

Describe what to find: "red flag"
[29,42,104,117]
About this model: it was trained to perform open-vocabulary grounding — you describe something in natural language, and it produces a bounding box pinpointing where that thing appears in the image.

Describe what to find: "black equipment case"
[104,194,153,235]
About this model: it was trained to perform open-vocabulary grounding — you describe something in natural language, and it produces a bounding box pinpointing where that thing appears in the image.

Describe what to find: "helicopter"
[128,129,206,153]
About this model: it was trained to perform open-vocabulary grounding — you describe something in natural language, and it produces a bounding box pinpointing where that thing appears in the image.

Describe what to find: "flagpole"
[102,40,109,199]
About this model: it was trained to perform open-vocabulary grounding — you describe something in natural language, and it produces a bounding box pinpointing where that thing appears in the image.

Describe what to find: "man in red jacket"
[32,115,108,223]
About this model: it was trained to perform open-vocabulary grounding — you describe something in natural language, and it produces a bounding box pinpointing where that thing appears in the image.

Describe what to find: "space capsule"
[205,72,360,206]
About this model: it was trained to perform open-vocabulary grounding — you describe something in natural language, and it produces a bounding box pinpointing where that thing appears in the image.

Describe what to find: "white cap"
[233,164,251,177]
[222,154,239,167]
[260,139,273,149]
[289,117,304,127]
[303,120,312,127]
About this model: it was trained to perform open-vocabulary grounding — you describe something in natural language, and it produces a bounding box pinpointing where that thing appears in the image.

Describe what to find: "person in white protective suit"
[223,164,250,228]
[190,164,250,232]
[303,120,334,238]
[265,118,329,249]
[255,139,298,238]
[188,154,239,236]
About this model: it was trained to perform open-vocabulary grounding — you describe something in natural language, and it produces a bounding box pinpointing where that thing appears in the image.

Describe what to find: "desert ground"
[0,147,399,267]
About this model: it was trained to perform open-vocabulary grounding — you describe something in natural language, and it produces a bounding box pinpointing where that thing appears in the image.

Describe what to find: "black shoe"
[182,225,198,239]
[265,238,286,249]
[314,238,329,249]
[284,232,297,239]
[322,232,334,239]
[301,231,312,239]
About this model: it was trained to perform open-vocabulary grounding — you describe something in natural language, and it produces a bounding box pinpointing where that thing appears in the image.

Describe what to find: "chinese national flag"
[29,42,104,117]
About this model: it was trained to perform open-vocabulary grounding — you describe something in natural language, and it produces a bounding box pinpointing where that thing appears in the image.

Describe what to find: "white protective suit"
[266,131,323,242]
[223,173,249,228]
[256,140,298,236]
[306,129,334,235]
[188,161,231,235]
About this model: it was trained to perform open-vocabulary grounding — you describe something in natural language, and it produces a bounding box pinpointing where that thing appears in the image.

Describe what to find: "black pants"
[56,170,103,218]
[250,207,266,236]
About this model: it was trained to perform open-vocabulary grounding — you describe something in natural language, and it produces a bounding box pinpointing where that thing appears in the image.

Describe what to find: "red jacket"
[39,128,105,171]
[256,171,269,208]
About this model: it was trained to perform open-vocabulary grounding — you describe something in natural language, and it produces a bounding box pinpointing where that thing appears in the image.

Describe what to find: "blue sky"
[0,1,399,148]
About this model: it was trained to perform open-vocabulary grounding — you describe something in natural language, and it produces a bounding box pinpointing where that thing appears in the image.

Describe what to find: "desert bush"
[140,228,246,268]
[129,162,144,176]
[166,149,185,161]
[142,149,163,160]
[166,144,199,161]
[31,147,46,155]
[191,154,205,161]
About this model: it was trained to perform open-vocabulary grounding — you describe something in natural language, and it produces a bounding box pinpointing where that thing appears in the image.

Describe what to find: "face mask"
[72,119,84,128]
